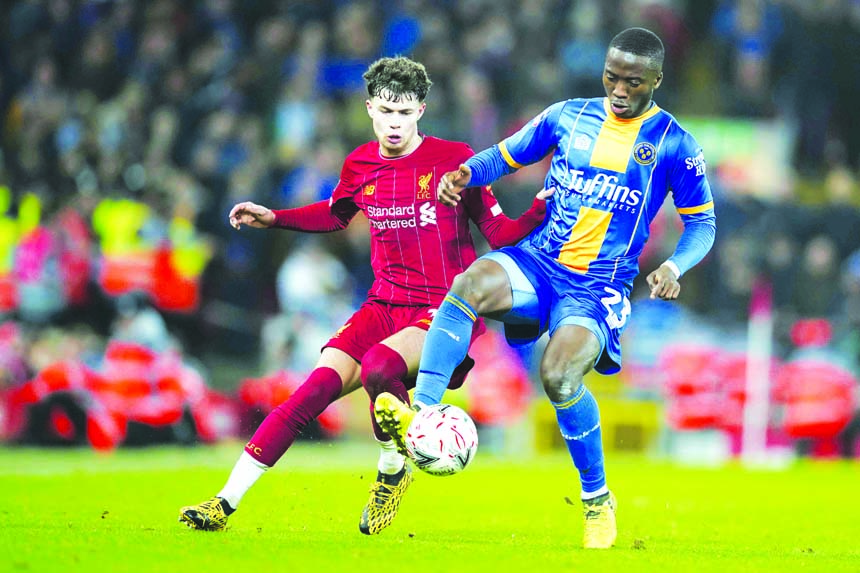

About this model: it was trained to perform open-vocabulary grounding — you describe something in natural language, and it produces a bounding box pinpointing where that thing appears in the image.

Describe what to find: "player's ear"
[416,102,427,120]
[365,99,373,117]
[653,71,663,90]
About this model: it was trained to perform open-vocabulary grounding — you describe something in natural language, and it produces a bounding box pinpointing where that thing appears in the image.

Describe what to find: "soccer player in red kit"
[179,57,551,534]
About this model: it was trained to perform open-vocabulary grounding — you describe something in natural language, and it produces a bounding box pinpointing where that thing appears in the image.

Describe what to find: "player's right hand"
[229,201,275,229]
[437,164,472,207]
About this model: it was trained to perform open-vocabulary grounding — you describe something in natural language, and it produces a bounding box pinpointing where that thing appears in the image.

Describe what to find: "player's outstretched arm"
[229,201,275,230]
[646,264,681,300]
[437,164,472,207]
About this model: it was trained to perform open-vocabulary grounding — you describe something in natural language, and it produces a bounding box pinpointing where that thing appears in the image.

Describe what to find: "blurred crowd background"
[1,0,859,457]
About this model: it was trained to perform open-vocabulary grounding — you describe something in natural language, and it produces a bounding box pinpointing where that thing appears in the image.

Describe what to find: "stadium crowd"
[0,0,859,409]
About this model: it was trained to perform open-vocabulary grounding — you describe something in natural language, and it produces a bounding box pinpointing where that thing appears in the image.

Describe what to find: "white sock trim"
[216,451,270,509]
[581,485,609,501]
[240,451,270,469]
[377,440,405,474]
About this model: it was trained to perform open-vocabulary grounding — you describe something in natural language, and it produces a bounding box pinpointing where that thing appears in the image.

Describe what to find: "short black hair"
[608,27,665,70]
[363,56,432,102]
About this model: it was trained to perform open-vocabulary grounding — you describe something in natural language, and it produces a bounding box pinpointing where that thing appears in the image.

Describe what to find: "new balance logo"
[419,203,436,227]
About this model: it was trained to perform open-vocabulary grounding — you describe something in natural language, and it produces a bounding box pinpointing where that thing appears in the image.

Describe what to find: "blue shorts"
[481,246,631,374]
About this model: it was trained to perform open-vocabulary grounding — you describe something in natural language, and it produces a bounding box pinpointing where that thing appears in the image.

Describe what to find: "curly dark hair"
[609,27,665,71]
[363,56,432,102]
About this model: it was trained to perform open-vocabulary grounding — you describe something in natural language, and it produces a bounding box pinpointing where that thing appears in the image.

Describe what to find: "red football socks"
[244,367,343,466]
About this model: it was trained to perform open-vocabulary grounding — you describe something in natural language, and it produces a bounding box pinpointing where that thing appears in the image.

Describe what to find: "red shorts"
[324,299,485,390]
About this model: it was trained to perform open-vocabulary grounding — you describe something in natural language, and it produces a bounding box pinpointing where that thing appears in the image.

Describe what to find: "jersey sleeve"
[462,184,547,250]
[271,199,357,232]
[667,131,717,276]
[497,101,566,170]
[669,132,714,216]
[273,155,361,231]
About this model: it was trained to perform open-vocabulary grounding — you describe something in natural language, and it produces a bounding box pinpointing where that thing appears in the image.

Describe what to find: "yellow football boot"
[374,392,417,456]
[359,465,413,535]
[582,491,617,549]
[179,497,233,531]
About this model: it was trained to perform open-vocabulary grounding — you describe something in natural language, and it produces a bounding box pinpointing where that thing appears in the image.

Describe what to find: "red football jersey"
[331,136,506,306]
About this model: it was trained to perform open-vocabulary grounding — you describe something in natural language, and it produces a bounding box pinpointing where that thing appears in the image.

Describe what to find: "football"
[405,403,479,476]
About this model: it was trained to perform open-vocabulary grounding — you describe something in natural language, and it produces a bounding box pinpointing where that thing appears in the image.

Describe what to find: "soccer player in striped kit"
[375,28,717,549]
[179,56,551,534]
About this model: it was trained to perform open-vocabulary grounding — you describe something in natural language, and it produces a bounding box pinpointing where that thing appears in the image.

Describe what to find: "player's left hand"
[646,264,680,300]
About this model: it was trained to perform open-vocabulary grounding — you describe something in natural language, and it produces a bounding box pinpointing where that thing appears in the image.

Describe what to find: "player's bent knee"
[540,367,585,403]
[359,344,408,398]
[539,351,593,403]
[450,264,508,314]
[449,270,479,300]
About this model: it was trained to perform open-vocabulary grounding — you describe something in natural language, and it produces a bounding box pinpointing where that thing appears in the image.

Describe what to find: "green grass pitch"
[1,440,858,573]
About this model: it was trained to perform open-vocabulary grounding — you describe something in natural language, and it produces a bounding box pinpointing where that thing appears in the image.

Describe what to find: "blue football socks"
[552,384,607,496]
[413,293,476,406]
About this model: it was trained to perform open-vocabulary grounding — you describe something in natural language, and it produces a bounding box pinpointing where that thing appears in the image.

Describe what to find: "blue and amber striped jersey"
[473,97,715,286]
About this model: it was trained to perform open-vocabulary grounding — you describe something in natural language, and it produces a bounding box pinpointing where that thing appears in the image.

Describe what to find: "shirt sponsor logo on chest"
[366,202,437,229]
